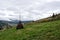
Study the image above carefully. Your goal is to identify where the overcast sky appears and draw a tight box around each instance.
[0,0,60,21]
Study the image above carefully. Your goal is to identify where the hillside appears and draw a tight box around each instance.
[0,20,13,30]
[35,13,60,23]
[0,19,60,40]
[0,13,60,40]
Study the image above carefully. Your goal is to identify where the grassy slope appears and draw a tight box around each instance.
[0,20,60,40]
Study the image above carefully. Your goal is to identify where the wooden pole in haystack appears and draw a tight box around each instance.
[16,21,23,29]
[16,13,24,30]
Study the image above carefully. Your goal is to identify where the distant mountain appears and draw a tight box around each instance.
[0,20,33,30]
[21,20,33,23]
[0,20,33,26]
[10,20,33,24]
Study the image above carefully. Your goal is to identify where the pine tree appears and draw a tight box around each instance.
[52,13,55,17]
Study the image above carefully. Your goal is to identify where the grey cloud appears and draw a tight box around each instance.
[0,13,6,16]
[0,0,60,21]
[38,1,60,11]
[7,7,18,11]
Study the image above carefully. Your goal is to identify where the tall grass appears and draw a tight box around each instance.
[0,20,60,40]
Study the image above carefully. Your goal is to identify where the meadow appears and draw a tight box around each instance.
[0,20,60,40]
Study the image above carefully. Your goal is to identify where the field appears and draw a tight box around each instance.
[0,20,60,40]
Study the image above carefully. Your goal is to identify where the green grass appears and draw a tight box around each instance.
[0,20,60,40]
